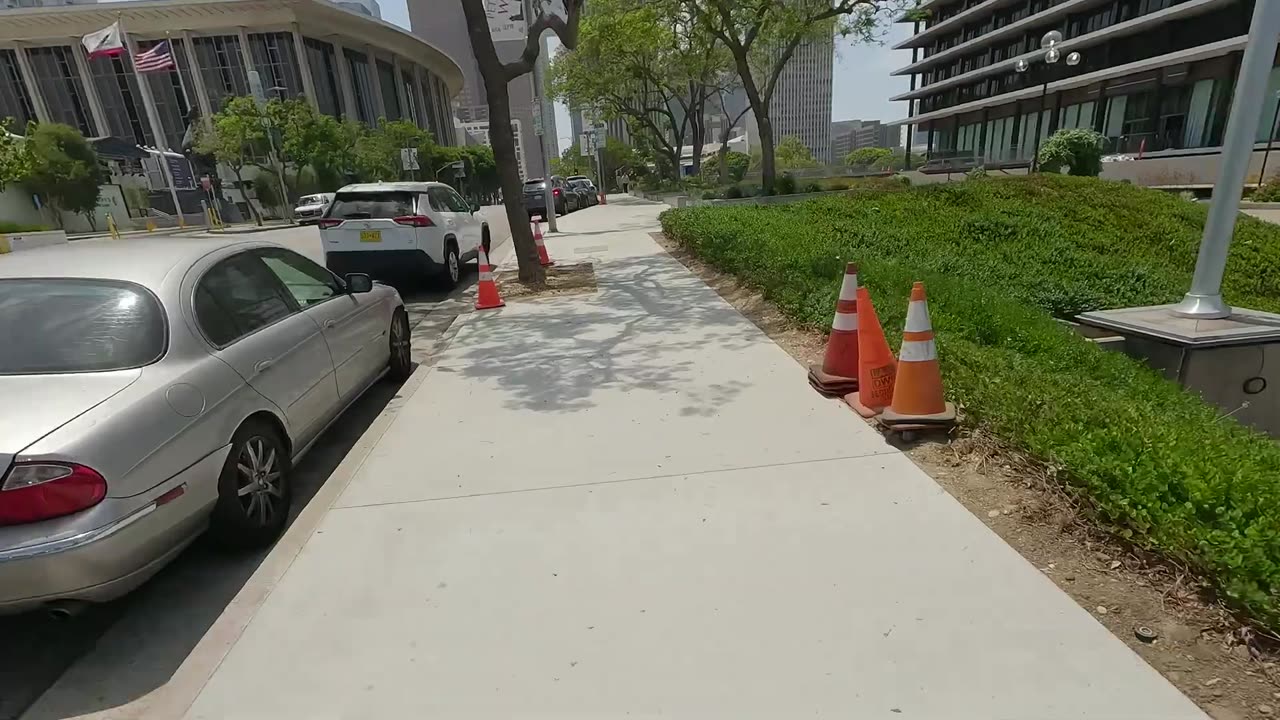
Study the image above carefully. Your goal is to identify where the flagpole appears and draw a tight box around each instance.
[120,18,185,228]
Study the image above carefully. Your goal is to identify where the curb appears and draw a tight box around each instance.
[140,323,470,719]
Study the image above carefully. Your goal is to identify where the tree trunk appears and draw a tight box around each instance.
[757,113,776,194]
[233,165,263,226]
[460,0,543,283]
[727,48,776,194]
[717,115,731,185]
[689,87,705,177]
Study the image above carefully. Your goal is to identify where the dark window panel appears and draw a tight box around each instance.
[0,50,36,130]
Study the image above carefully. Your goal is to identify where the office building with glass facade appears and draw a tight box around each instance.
[892,0,1276,181]
[0,0,461,153]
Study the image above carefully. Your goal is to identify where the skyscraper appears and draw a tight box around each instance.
[749,35,834,164]
[407,0,557,178]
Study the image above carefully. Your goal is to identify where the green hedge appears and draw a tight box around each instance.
[0,221,50,234]
[660,174,1280,628]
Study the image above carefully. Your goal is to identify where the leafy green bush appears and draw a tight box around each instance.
[1038,128,1106,176]
[1254,177,1280,202]
[0,221,49,233]
[661,174,1280,629]
[775,173,797,195]
[701,190,721,200]
[802,182,822,194]
[966,166,988,180]
[724,184,744,199]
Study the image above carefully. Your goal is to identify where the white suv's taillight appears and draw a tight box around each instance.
[0,462,107,526]
[318,218,343,229]
[393,215,434,227]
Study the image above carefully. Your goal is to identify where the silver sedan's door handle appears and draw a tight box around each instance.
[254,359,274,373]
[323,319,337,329]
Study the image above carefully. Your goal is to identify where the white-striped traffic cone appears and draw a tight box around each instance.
[474,245,505,310]
[808,262,860,397]
[880,281,954,427]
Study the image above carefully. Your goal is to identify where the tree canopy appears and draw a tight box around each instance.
[675,0,912,192]
[550,0,726,180]
[845,147,895,168]
[20,121,107,228]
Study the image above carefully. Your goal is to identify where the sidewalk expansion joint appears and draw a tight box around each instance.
[333,449,899,510]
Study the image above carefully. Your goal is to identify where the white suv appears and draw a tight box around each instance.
[319,182,490,288]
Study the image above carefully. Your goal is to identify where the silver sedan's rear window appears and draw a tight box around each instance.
[0,279,166,374]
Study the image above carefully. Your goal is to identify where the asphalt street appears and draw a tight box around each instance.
[0,206,512,720]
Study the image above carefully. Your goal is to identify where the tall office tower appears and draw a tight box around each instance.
[749,35,834,164]
[408,0,557,177]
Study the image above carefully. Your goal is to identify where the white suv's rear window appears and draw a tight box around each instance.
[327,191,415,219]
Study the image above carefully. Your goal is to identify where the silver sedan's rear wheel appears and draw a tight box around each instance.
[211,420,291,549]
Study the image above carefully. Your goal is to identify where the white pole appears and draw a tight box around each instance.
[121,20,185,227]
[1173,0,1280,318]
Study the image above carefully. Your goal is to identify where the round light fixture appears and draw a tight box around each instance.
[1041,30,1063,48]
[1046,47,1062,64]
[1015,58,1030,73]
[1066,51,1082,67]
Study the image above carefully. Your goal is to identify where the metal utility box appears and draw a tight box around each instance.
[1077,305,1280,438]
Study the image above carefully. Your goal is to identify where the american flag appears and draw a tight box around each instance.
[133,41,176,74]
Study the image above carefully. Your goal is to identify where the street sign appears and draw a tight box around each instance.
[400,147,420,171]
[532,109,544,137]
[579,133,589,152]
[247,70,266,107]
[449,160,466,178]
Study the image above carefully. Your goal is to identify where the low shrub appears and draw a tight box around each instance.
[775,173,797,195]
[660,173,1280,629]
[0,221,50,233]
[701,190,721,200]
[724,185,744,199]
[801,182,822,194]
[1254,177,1280,203]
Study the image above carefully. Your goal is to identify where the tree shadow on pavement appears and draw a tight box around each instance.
[448,252,762,416]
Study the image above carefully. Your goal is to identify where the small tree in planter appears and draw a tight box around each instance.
[1037,128,1105,177]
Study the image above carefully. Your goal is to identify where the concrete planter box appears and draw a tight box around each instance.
[0,229,67,254]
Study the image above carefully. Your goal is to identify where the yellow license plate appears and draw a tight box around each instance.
[359,230,381,243]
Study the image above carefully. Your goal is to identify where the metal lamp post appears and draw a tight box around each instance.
[1174,0,1280,319]
[1015,31,1081,172]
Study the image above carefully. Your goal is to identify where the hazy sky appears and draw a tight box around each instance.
[378,0,915,154]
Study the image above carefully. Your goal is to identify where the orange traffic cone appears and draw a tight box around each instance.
[474,245,505,311]
[881,282,955,428]
[599,191,608,205]
[531,217,543,241]
[843,286,897,418]
[535,230,555,267]
[808,263,860,397]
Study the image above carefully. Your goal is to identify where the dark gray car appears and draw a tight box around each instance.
[522,176,570,220]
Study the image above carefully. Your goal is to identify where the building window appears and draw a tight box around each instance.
[249,32,304,102]
[136,39,194,151]
[376,60,400,120]
[88,54,150,145]
[0,50,35,129]
[345,48,375,123]
[304,38,341,118]
[26,46,94,135]
[401,69,418,127]
[191,35,249,112]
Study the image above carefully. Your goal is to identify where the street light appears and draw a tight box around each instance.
[1015,31,1081,172]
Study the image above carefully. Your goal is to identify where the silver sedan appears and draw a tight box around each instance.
[0,236,413,615]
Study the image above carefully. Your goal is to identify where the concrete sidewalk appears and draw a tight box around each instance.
[172,198,1201,718]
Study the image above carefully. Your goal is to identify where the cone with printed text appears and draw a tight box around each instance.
[880,282,955,428]
[843,287,897,418]
[474,245,505,311]
[808,263,860,397]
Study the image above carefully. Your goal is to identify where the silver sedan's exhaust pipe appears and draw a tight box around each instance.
[44,600,89,620]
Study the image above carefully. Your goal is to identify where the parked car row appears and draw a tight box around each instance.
[522,175,601,220]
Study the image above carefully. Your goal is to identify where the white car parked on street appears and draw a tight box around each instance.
[319,182,491,289]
